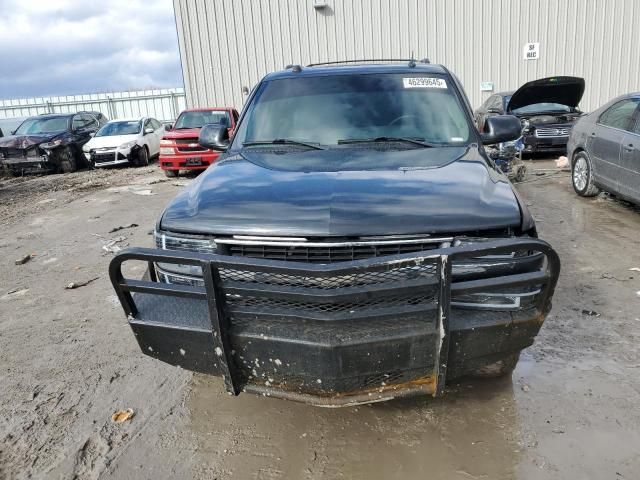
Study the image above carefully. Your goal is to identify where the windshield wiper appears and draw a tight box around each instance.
[338,136,436,148]
[243,139,326,150]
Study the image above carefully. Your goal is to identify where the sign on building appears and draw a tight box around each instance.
[480,82,494,92]
[523,42,540,60]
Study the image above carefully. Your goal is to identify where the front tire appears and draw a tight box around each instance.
[572,151,600,197]
[135,146,149,167]
[57,147,77,174]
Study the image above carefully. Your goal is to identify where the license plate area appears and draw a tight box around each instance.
[185,157,203,166]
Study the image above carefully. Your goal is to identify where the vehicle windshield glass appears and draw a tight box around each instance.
[13,117,69,135]
[95,121,141,137]
[174,111,230,129]
[232,73,471,147]
[510,101,572,114]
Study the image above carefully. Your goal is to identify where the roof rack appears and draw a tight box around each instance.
[306,58,430,67]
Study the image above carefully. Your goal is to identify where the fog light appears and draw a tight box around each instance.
[452,288,540,310]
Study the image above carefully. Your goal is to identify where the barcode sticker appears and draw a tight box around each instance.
[403,77,447,89]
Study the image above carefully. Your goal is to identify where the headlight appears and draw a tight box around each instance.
[40,139,63,149]
[160,147,175,155]
[119,141,137,150]
[154,230,216,277]
[160,139,174,146]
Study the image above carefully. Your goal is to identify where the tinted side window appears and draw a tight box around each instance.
[489,96,502,111]
[72,115,85,130]
[599,99,639,131]
[150,118,161,129]
[84,114,99,129]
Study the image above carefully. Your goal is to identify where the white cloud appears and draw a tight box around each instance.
[0,0,183,99]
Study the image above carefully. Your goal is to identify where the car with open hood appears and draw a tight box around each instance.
[475,76,585,154]
[0,111,107,175]
[109,61,560,406]
[82,117,164,168]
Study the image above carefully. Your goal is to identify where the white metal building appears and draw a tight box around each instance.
[173,0,640,112]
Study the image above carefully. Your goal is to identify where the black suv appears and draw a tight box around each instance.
[0,111,108,175]
[110,61,560,406]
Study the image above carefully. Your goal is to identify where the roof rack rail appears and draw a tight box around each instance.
[306,58,430,67]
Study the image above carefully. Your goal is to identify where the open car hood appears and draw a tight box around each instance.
[507,76,585,111]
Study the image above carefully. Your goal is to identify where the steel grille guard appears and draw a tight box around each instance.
[109,238,560,406]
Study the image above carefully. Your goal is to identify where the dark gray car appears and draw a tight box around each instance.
[567,93,640,204]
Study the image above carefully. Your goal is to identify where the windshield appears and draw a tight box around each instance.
[232,73,471,148]
[174,111,230,129]
[96,121,141,137]
[13,117,69,135]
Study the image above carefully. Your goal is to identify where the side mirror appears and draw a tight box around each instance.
[144,127,154,135]
[481,115,522,145]
[164,123,173,131]
[199,123,229,151]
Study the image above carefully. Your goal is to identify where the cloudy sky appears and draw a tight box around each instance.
[0,0,183,99]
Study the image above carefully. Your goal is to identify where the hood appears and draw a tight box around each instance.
[163,128,202,140]
[507,76,585,111]
[85,134,138,150]
[160,146,522,237]
[0,132,62,150]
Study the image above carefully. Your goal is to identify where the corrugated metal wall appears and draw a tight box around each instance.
[0,88,187,122]
[174,0,640,112]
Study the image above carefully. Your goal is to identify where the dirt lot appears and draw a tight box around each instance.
[1,160,639,480]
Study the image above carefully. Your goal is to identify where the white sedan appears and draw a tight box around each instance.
[82,116,164,167]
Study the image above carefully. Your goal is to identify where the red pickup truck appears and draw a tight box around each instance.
[159,107,239,177]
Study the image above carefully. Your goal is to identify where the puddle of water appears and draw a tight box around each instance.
[188,374,521,479]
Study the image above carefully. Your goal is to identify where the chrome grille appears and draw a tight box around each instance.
[174,138,207,153]
[535,127,570,137]
[2,147,40,159]
[217,236,450,264]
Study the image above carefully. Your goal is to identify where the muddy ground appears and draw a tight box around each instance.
[1,160,639,480]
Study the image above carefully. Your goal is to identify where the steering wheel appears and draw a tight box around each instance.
[388,114,418,127]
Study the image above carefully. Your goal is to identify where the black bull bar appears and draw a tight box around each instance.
[109,238,559,406]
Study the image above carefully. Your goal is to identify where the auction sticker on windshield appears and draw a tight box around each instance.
[403,77,447,89]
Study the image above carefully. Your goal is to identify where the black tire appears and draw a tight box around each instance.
[572,151,600,197]
[514,164,527,182]
[164,169,178,178]
[58,147,77,174]
[135,146,149,167]
[471,352,520,378]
